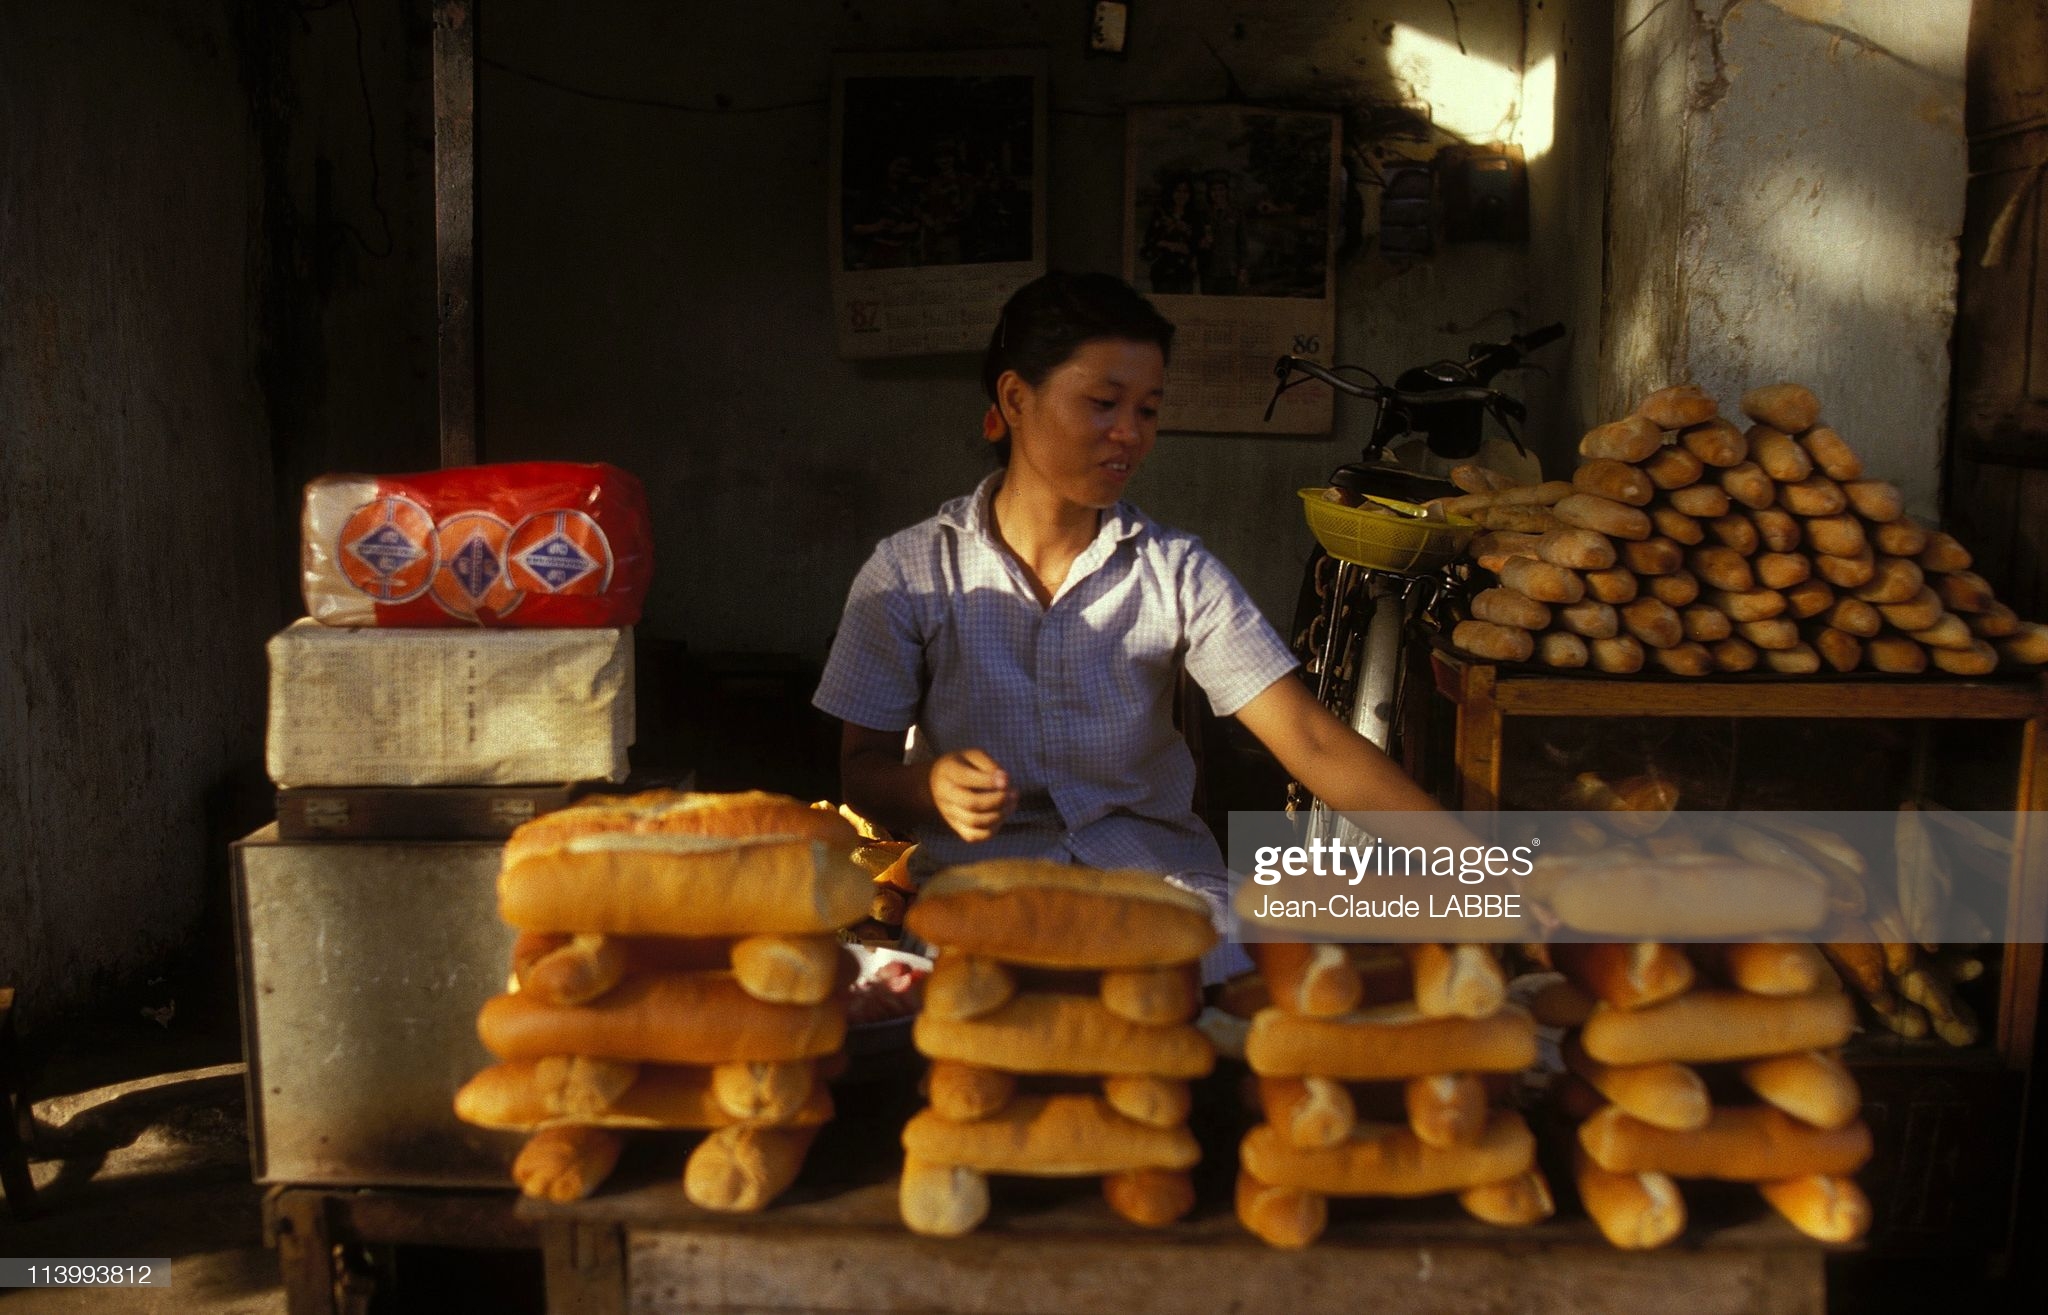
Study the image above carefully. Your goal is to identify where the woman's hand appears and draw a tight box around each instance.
[929,748,1018,842]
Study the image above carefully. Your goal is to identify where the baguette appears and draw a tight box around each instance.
[1970,601,2021,637]
[1441,482,1575,514]
[2000,621,2048,665]
[1822,597,1882,637]
[1589,635,1646,673]
[1668,484,1732,518]
[1242,1112,1535,1196]
[1574,1146,1686,1250]
[915,993,1214,1078]
[1471,587,1551,631]
[1741,383,1822,433]
[730,934,849,1006]
[1758,1175,1872,1244]
[1649,641,1713,675]
[1580,415,1665,462]
[456,1059,833,1131]
[710,1060,815,1123]
[1478,505,1565,535]
[902,1094,1202,1175]
[500,838,871,937]
[1103,1168,1196,1228]
[1648,569,1701,608]
[1933,570,1996,614]
[1103,1074,1193,1129]
[1877,587,1943,631]
[1454,620,1536,662]
[1680,417,1748,468]
[927,1062,1016,1122]
[1867,635,1928,673]
[1406,1072,1489,1148]
[907,861,1216,968]
[1538,631,1591,668]
[1236,1169,1328,1250]
[513,1125,625,1203]
[1813,628,1863,673]
[1782,577,1834,620]
[684,1123,819,1212]
[1693,942,1827,997]
[1763,643,1822,674]
[1451,464,1515,494]
[1755,552,1812,591]
[1584,567,1640,605]
[1910,613,1973,651]
[1682,605,1734,642]
[1705,513,1759,555]
[899,1156,990,1237]
[1931,639,1999,675]
[1621,597,1683,648]
[1872,518,1930,557]
[1556,494,1653,542]
[1814,548,1876,589]
[1563,1037,1710,1132]
[1779,476,1847,517]
[1637,385,1719,429]
[1719,462,1777,511]
[1798,426,1863,481]
[1404,942,1508,1019]
[503,789,856,866]
[1578,1104,1871,1180]
[1560,599,1621,639]
[478,973,846,1065]
[1260,1075,1357,1149]
[1748,426,1813,482]
[1736,618,1799,650]
[454,1055,639,1127]
[517,933,629,1006]
[1249,942,1362,1018]
[1844,480,1904,523]
[1651,506,1705,545]
[1246,1005,1536,1080]
[1100,963,1202,1026]
[1574,459,1654,506]
[925,953,1017,1021]
[1711,637,1759,672]
[1622,537,1684,577]
[1752,508,1804,553]
[1538,528,1620,571]
[1551,942,1694,1009]
[1740,1051,1860,1131]
[1531,852,1827,937]
[1919,531,1973,573]
[1459,1170,1556,1227]
[1642,444,1706,490]
[1689,547,1755,593]
[1579,989,1854,1066]
[1500,556,1588,604]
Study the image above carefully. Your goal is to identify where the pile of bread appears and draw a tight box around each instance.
[1534,920,1874,1246]
[1446,382,2048,676]
[453,791,872,1208]
[1236,942,1549,1247]
[895,861,1218,1236]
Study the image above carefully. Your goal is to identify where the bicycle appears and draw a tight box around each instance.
[1264,325,1563,837]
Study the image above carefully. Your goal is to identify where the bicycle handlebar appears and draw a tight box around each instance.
[1265,356,1502,416]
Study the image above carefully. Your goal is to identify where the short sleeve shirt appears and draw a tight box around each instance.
[813,471,1299,878]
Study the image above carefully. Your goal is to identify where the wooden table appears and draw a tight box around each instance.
[519,1073,1829,1315]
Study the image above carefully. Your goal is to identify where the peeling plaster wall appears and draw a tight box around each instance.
[1603,0,1969,517]
[479,0,1562,652]
[0,2,281,1035]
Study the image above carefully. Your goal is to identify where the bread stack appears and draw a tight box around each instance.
[1531,849,1874,1247]
[1446,382,2048,676]
[452,790,872,1208]
[1236,942,1550,1248]
[895,861,1218,1236]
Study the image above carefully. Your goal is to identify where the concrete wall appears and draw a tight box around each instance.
[479,0,1578,652]
[1602,0,1969,518]
[0,1,281,1035]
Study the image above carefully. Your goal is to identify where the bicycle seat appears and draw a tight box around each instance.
[1328,462,1459,506]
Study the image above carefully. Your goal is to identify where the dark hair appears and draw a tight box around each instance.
[981,271,1175,463]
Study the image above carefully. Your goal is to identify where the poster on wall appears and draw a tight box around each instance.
[829,51,1047,359]
[1123,106,1341,433]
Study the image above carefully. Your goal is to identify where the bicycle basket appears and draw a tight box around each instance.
[1298,489,1477,573]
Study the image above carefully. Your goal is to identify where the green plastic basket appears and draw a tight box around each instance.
[1299,488,1478,573]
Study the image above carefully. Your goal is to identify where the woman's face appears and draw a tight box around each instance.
[999,338,1166,510]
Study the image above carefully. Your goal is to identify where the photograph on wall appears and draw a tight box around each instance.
[829,50,1047,359]
[1123,106,1341,433]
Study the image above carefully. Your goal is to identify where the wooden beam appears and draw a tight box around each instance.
[433,0,477,467]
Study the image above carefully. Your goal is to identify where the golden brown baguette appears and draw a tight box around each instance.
[1573,1146,1686,1249]
[1680,417,1748,467]
[1248,942,1363,1017]
[1578,1104,1871,1180]
[515,933,631,1006]
[899,1156,990,1237]
[1236,1168,1328,1249]
[1459,1169,1556,1227]
[730,935,851,1006]
[1103,1168,1196,1228]
[1740,1051,1860,1131]
[1637,385,1718,429]
[1758,1175,1872,1243]
[1404,943,1507,1019]
[1643,444,1706,490]
[1574,459,1654,506]
[926,1061,1016,1122]
[906,861,1216,968]
[1405,1073,1488,1148]
[1471,587,1551,631]
[478,972,846,1064]
[902,1094,1201,1175]
[1798,426,1863,480]
[1242,1112,1536,1196]
[1538,528,1620,570]
[457,1059,833,1131]
[1453,619,1535,662]
[1260,1076,1356,1149]
[914,993,1214,1078]
[1741,383,1822,432]
[924,953,1017,1021]
[1100,963,1202,1026]
[500,838,871,937]
[1246,1005,1536,1080]
[710,1060,815,1123]
[513,1125,625,1203]
[683,1123,819,1212]
[1580,415,1665,462]
[1550,942,1694,1010]
[1103,1074,1193,1129]
[1693,942,1827,997]
[503,789,856,866]
[1579,989,1855,1066]
[1563,1036,1709,1133]
[1501,556,1587,604]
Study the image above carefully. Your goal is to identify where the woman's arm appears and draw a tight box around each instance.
[841,723,1018,843]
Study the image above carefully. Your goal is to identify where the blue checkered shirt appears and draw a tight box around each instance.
[814,471,1300,885]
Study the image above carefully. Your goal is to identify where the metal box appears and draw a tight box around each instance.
[233,824,522,1186]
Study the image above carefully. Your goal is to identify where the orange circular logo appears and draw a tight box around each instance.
[337,496,438,602]
[431,511,521,621]
[506,510,613,596]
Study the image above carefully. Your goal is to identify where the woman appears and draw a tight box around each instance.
[1140,178,1199,295]
[813,272,1448,979]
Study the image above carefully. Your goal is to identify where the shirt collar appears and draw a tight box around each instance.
[938,469,1147,546]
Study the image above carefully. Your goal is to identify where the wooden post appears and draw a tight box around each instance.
[1454,661,1501,812]
[433,0,478,467]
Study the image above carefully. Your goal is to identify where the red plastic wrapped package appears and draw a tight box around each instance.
[301,462,653,627]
